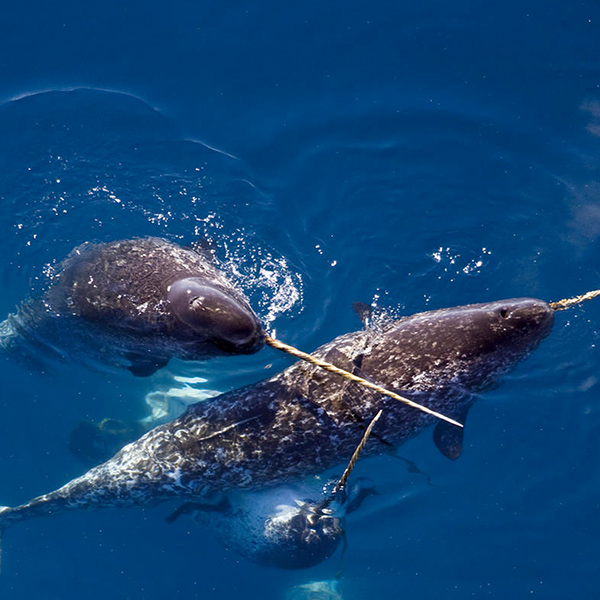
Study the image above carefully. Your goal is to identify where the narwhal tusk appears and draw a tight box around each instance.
[550,289,600,311]
[334,409,383,494]
[265,335,463,428]
[317,409,383,513]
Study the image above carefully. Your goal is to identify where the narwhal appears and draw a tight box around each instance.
[0,297,555,568]
[0,237,264,376]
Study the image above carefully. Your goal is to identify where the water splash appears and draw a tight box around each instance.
[430,246,492,279]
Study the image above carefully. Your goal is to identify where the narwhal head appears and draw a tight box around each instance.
[167,277,264,354]
[256,498,345,570]
[375,297,555,393]
[247,475,378,570]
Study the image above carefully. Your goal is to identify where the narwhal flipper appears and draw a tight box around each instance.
[125,352,169,377]
[166,498,230,524]
[433,401,471,460]
[344,479,379,514]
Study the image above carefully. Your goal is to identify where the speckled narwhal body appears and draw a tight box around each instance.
[0,297,553,540]
[0,237,264,375]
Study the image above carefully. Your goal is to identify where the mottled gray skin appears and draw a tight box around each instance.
[0,237,264,375]
[0,298,553,535]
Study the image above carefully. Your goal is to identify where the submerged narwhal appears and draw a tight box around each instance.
[0,297,554,568]
[168,476,377,569]
[0,237,264,376]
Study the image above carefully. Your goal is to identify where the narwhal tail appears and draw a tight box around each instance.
[0,506,12,574]
[0,505,26,574]
[0,505,23,530]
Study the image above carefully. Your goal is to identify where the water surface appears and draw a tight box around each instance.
[1,2,600,598]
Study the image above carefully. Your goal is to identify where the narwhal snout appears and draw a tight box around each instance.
[168,277,264,354]
[496,298,555,340]
[211,307,265,354]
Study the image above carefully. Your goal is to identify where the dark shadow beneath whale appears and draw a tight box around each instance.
[0,297,554,568]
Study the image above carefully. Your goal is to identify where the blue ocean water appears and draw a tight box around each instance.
[1,1,600,598]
